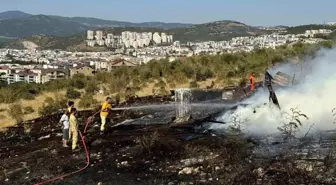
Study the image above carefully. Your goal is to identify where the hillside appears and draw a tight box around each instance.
[0,11,192,38]
[286,24,336,34]
[5,34,109,51]
[0,10,31,20]
[170,20,266,42]
[0,14,89,37]
[5,27,166,50]
[51,16,193,29]
[4,20,267,50]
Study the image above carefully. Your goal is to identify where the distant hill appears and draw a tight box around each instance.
[0,14,89,37]
[0,10,32,20]
[0,11,269,49]
[51,16,193,29]
[0,10,193,38]
[286,24,336,34]
[5,20,268,50]
[170,20,266,42]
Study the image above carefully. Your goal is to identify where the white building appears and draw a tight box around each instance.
[97,40,105,46]
[168,35,173,43]
[161,33,167,43]
[7,70,41,84]
[95,30,103,40]
[153,32,161,44]
[87,30,94,40]
[87,40,96,47]
[173,41,180,47]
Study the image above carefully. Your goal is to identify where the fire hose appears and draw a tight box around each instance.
[34,110,101,185]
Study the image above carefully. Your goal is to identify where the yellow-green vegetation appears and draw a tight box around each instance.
[0,41,333,128]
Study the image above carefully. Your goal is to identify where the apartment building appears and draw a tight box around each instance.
[0,66,9,80]
[86,30,173,49]
[41,69,68,83]
[95,58,137,71]
[5,68,69,84]
[7,69,41,84]
[95,31,103,40]
[70,65,95,77]
[87,30,94,40]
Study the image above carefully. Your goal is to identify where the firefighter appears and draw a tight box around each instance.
[69,108,79,151]
[67,101,75,113]
[100,97,113,134]
[249,72,256,92]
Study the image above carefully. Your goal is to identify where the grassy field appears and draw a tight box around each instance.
[0,79,222,130]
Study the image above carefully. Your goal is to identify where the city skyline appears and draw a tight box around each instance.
[0,0,335,26]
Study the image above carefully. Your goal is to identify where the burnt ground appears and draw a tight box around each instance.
[1,96,336,185]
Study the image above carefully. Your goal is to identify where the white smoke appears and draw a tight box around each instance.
[212,48,336,137]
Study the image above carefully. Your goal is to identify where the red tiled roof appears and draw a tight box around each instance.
[0,66,9,70]
[111,59,137,66]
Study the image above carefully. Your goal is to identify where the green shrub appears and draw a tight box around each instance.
[38,96,67,116]
[42,79,69,92]
[23,106,34,114]
[115,93,121,105]
[71,74,87,89]
[0,42,327,104]
[78,93,98,108]
[125,87,137,100]
[66,87,81,99]
[8,103,24,124]
[85,80,98,93]
[189,81,198,88]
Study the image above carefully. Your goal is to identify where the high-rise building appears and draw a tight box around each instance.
[161,33,167,43]
[95,30,103,40]
[87,30,94,40]
[153,32,161,44]
[168,35,173,43]
[107,34,114,39]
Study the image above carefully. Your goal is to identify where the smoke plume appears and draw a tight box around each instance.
[213,48,336,137]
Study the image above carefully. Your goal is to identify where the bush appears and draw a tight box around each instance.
[115,93,121,105]
[41,79,69,92]
[78,93,98,108]
[85,80,98,93]
[66,87,81,99]
[71,74,87,89]
[23,106,34,114]
[38,96,67,116]
[189,81,198,88]
[8,103,24,124]
[125,87,137,100]
[0,82,39,103]
[0,42,327,104]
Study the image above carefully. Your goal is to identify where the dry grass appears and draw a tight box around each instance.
[0,77,249,130]
[0,90,108,129]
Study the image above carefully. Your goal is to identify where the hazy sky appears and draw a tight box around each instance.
[0,0,335,26]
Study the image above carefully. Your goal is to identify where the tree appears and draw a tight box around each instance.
[85,80,98,93]
[66,87,81,99]
[38,96,67,116]
[78,93,98,108]
[8,104,24,124]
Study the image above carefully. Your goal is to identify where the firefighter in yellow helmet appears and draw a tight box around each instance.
[100,97,113,134]
[69,107,79,151]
